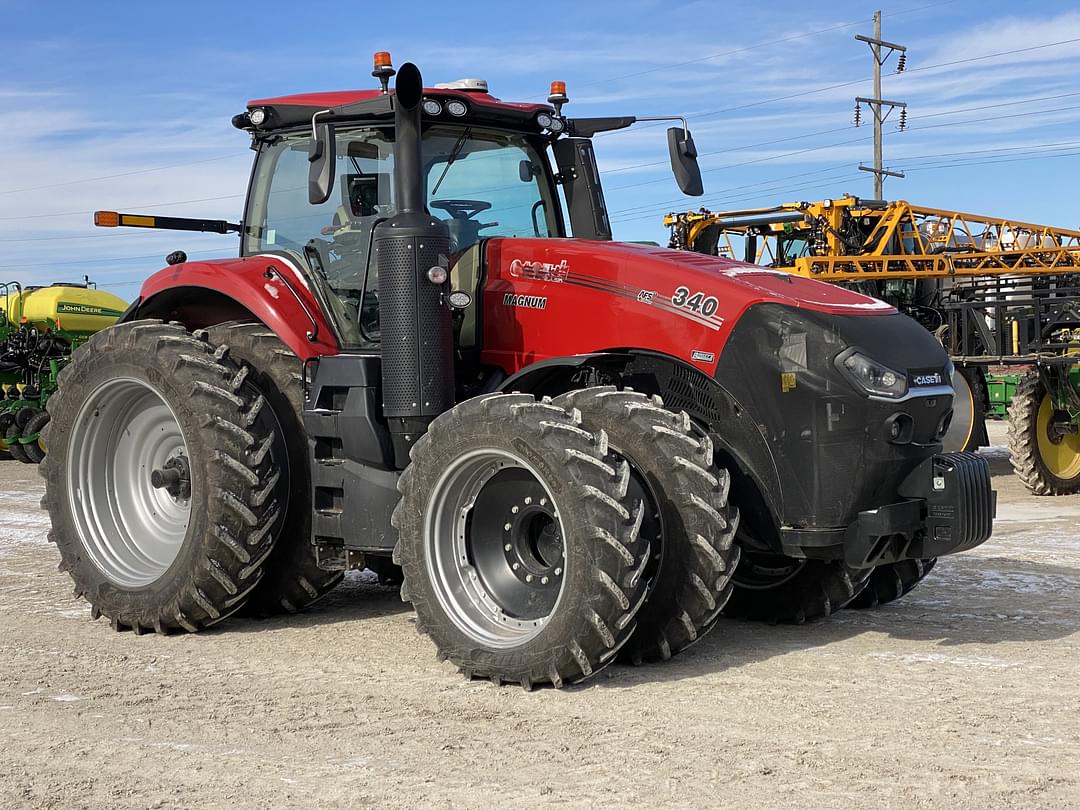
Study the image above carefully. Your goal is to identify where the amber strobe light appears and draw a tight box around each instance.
[94,211,119,227]
[373,51,396,93]
[548,81,568,115]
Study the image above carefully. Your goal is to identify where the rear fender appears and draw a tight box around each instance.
[125,255,339,360]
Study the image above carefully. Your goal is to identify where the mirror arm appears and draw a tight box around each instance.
[310,108,334,140]
[635,114,690,140]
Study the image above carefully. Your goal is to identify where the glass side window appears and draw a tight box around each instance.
[244,125,558,347]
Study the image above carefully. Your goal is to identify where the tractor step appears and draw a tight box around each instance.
[304,354,402,556]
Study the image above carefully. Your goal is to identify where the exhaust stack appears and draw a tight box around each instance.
[374,63,455,466]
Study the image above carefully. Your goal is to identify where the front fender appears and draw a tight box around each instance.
[497,349,785,550]
[132,254,339,360]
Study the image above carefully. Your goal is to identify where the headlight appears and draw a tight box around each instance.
[836,349,908,399]
[536,112,553,129]
[446,100,468,117]
[422,99,443,116]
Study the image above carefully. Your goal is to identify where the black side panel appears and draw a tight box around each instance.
[304,354,400,554]
[553,138,612,241]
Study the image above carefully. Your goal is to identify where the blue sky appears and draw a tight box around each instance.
[3,0,1080,299]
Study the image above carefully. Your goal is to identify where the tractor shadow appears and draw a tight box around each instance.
[218,570,412,635]
[214,555,1080,689]
[595,554,1080,689]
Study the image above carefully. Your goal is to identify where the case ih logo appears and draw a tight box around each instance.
[508,258,569,282]
[912,372,944,386]
[503,293,548,310]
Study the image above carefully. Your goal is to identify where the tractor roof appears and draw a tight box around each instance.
[241,87,555,134]
[248,87,550,116]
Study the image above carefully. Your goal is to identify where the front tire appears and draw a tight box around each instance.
[393,393,650,688]
[42,321,285,633]
[552,387,740,664]
[724,554,872,623]
[848,558,937,609]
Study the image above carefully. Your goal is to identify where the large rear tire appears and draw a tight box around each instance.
[1008,369,1080,495]
[42,321,285,633]
[724,554,872,624]
[847,558,937,609]
[205,323,343,614]
[393,393,650,688]
[552,387,740,664]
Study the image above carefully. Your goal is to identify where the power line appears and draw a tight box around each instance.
[599,35,1080,139]
[0,248,221,270]
[0,192,243,222]
[611,138,1080,221]
[0,153,244,196]
[604,90,1080,179]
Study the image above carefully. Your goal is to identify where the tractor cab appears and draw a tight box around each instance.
[241,117,563,346]
[231,52,702,349]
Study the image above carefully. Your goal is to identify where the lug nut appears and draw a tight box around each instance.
[504,543,512,551]
[541,576,549,585]
[511,505,519,514]
[524,497,532,505]
[525,574,534,583]
[540,498,547,506]
[504,522,512,531]
[554,567,562,576]
[512,563,520,571]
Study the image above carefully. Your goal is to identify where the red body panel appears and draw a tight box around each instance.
[480,239,893,376]
[138,255,339,360]
[139,239,891,373]
[247,88,550,116]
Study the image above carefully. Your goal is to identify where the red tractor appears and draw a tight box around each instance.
[43,56,994,688]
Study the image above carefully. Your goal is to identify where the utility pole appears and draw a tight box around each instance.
[854,11,908,198]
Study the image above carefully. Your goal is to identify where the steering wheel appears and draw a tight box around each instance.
[431,199,492,220]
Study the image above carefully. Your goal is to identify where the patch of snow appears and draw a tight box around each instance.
[867,651,1032,669]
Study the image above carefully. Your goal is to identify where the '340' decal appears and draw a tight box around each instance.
[672,286,720,318]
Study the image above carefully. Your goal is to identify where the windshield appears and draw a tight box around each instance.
[243,125,559,347]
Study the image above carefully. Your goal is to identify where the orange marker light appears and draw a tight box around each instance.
[373,51,392,68]
[94,211,119,227]
[549,81,567,97]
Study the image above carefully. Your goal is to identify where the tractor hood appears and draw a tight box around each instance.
[486,237,894,320]
[606,241,894,315]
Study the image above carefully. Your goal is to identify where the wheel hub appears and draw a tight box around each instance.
[468,469,564,621]
[151,454,191,500]
[425,450,568,648]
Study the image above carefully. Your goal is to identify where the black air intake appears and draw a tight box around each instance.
[374,63,454,466]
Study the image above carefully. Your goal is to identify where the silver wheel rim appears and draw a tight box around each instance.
[425,448,567,649]
[942,367,975,452]
[67,378,192,587]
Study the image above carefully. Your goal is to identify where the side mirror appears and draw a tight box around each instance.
[667,126,703,197]
[308,120,336,205]
[519,159,537,182]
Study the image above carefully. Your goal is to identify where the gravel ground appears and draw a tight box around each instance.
[1,421,1078,809]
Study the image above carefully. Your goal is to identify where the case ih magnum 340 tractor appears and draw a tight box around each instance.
[43,56,994,688]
